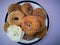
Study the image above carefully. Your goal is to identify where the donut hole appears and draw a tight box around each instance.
[27,8,31,11]
[27,23,31,27]
[27,23,32,30]
[14,32,19,37]
[13,8,16,11]
[14,17,19,20]
[38,13,41,16]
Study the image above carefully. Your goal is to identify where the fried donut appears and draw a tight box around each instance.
[23,34,35,40]
[35,16,45,31]
[21,3,33,16]
[33,8,46,20]
[7,10,24,25]
[21,16,40,35]
[4,22,10,32]
[8,4,21,14]
[35,26,47,38]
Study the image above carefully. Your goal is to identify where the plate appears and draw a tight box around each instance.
[5,1,49,45]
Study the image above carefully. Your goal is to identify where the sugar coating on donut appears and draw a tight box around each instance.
[7,25,25,42]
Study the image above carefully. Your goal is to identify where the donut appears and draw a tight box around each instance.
[21,3,33,16]
[4,22,10,32]
[35,26,47,38]
[8,4,21,14]
[7,25,25,42]
[35,16,45,31]
[23,34,35,40]
[33,8,46,20]
[7,10,24,25]
[21,16,40,35]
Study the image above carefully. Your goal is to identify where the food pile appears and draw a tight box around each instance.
[4,3,47,42]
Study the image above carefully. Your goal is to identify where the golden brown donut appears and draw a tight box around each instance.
[23,34,35,40]
[21,16,40,35]
[7,10,24,25]
[21,3,33,16]
[35,16,45,31]
[35,26,47,38]
[8,4,21,14]
[33,8,46,20]
[4,22,10,32]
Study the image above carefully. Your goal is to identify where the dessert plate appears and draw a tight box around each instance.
[5,1,49,45]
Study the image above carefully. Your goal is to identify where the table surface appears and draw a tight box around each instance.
[0,0,60,45]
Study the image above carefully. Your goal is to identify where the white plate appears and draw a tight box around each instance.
[5,1,49,44]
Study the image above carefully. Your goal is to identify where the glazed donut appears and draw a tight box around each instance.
[4,22,10,32]
[7,10,24,25]
[33,8,46,20]
[21,3,33,16]
[35,26,47,38]
[8,4,21,14]
[21,16,40,35]
[23,34,35,40]
[35,16,45,31]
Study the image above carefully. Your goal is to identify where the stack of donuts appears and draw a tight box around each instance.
[4,3,47,42]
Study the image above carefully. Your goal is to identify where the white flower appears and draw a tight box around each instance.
[7,25,25,42]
